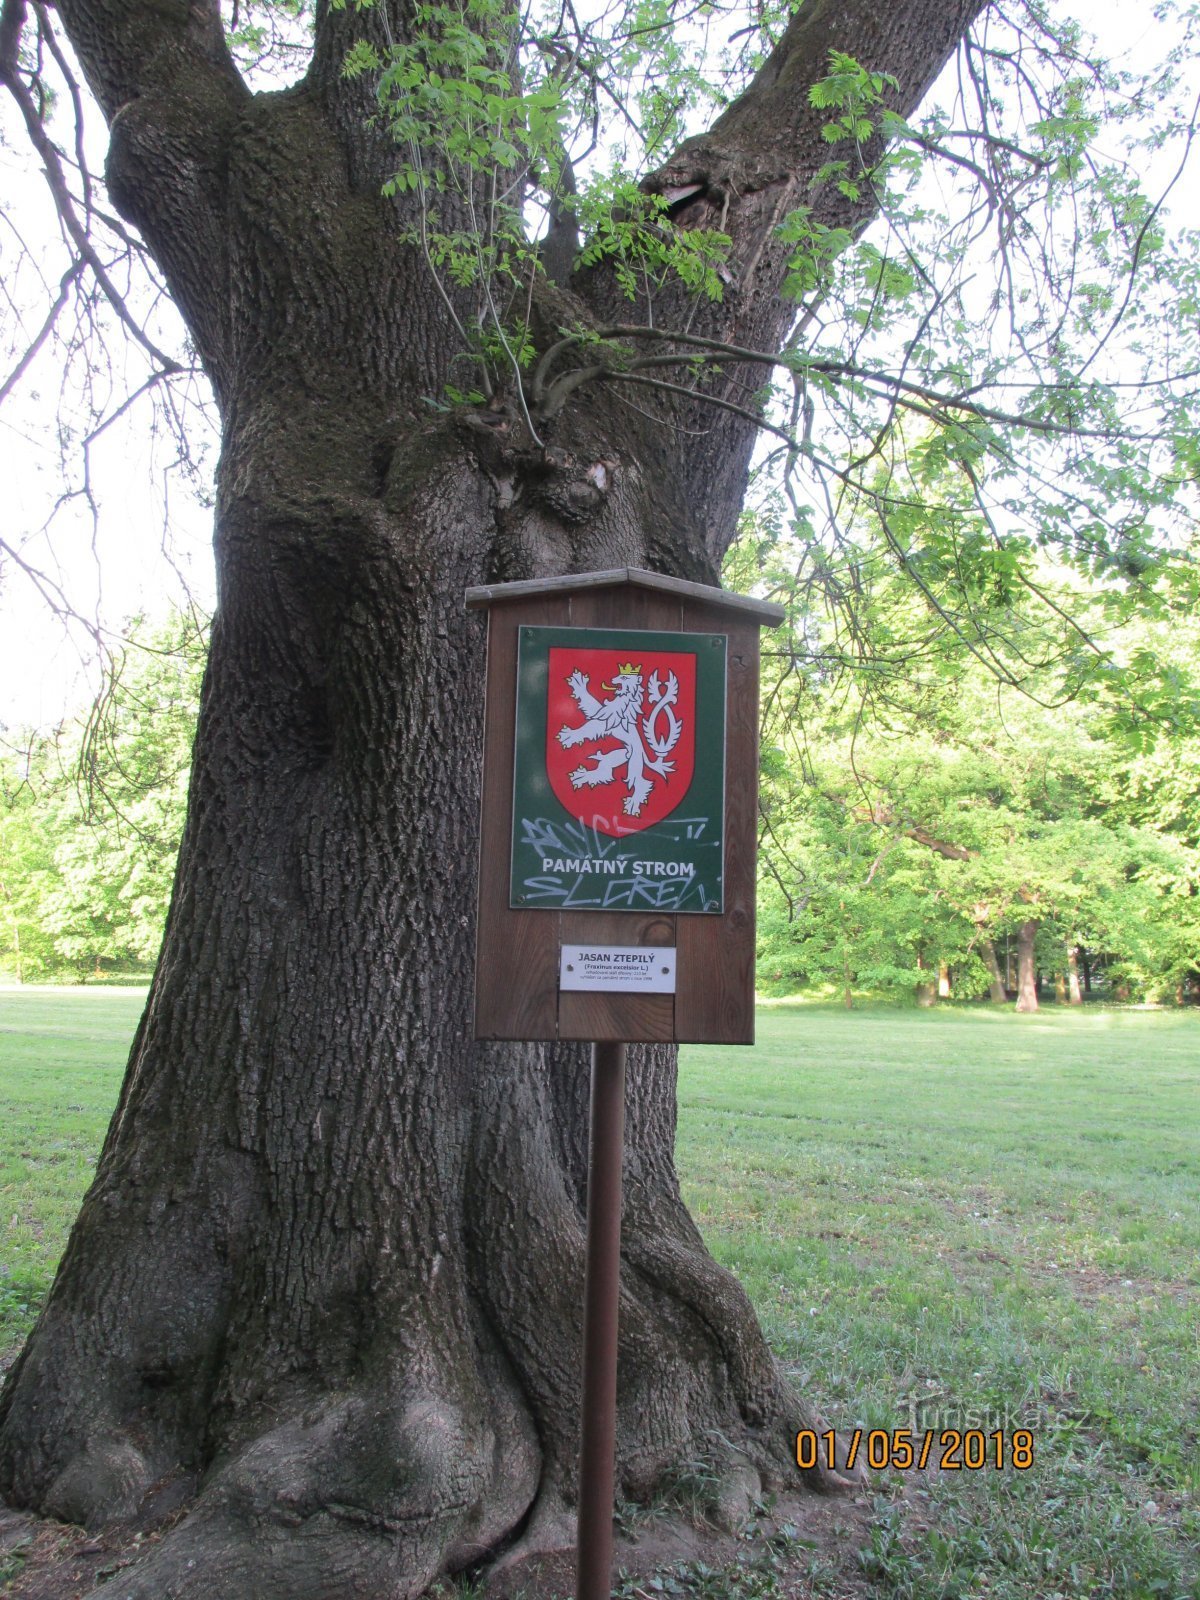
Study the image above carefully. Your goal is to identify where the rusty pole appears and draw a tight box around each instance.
[575,1039,627,1600]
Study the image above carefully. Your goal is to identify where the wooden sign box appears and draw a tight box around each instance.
[467,569,783,1045]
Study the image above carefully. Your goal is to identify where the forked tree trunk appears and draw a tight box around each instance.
[980,938,1008,1004]
[0,127,822,1600]
[1014,920,1040,1013]
[0,0,986,1593]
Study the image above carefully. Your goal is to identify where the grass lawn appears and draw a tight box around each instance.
[0,988,143,1357]
[1,988,1197,1599]
[681,1001,1200,1600]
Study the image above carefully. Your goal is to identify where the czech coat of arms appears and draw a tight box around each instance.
[544,647,696,835]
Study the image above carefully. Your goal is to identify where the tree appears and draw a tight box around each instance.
[1,0,1197,1594]
[0,762,58,982]
[750,532,1200,1009]
[0,612,203,979]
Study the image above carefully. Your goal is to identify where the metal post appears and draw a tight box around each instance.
[576,1039,627,1600]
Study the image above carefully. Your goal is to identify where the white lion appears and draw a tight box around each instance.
[556,662,682,816]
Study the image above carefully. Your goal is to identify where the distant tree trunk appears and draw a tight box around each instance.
[4,906,23,985]
[1067,945,1083,1005]
[842,948,854,1009]
[980,938,1007,1004]
[1015,920,1039,1013]
[938,962,952,999]
[916,950,936,1006]
[1054,970,1067,1003]
[1080,948,1092,994]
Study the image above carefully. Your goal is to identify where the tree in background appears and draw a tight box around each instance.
[1,0,1198,1591]
[751,537,1200,1007]
[0,613,204,980]
[0,772,57,984]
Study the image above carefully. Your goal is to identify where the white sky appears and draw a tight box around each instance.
[0,0,1195,732]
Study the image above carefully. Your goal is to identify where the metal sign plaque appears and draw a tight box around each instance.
[510,626,727,913]
[559,945,677,993]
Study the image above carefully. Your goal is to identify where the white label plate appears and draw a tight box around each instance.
[559,945,676,993]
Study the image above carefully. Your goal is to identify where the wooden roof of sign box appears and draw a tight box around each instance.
[465,567,786,626]
[468,568,784,1045]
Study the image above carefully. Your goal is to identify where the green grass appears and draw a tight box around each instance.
[1,990,1198,1598]
[0,987,141,1353]
[679,1002,1200,1600]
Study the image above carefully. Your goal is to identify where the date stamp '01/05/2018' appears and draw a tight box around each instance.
[796,1427,1035,1474]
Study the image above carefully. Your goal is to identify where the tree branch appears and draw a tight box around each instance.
[580,0,988,339]
[599,371,796,449]
[0,49,184,375]
[53,0,245,128]
[0,261,82,405]
[47,0,249,387]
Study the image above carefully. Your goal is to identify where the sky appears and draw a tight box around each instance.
[0,0,1195,733]
[0,57,216,732]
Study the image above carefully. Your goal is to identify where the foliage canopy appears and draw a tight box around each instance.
[2,0,1199,716]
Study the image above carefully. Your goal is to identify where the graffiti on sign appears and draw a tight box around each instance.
[511,627,726,913]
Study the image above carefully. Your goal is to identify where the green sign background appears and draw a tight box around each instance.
[510,626,726,913]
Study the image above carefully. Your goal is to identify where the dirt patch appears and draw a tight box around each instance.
[454,1491,875,1600]
[0,1508,169,1599]
[1,1492,877,1600]
[1039,1264,1194,1305]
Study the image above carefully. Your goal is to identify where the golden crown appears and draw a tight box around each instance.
[615,661,641,675]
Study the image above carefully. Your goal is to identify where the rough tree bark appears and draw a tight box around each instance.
[1015,919,1040,1013]
[0,0,986,1593]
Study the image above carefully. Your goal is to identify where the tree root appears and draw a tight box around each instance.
[484,1488,576,1582]
[55,1379,540,1600]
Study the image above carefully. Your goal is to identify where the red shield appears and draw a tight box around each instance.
[545,646,696,836]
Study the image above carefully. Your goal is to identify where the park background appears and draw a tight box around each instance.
[2,567,1198,1596]
[2,555,1198,1010]
[2,0,1200,1593]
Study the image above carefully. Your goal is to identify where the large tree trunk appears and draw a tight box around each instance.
[0,0,986,1592]
[1014,920,1039,1013]
[1,392,817,1596]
